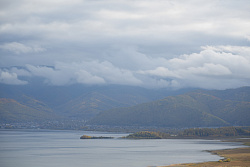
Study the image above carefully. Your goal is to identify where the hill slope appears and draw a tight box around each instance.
[1,82,249,127]
[89,87,250,127]
[0,84,189,122]
[0,98,57,123]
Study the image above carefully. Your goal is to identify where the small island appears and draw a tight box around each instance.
[80,135,114,139]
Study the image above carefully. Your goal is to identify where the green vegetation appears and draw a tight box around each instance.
[89,87,250,128]
[0,98,57,123]
[223,158,231,162]
[1,85,250,129]
[123,127,250,139]
[0,84,173,122]
[80,135,113,139]
[124,131,170,139]
[179,127,250,137]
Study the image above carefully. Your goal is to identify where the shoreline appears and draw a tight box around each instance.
[160,138,250,167]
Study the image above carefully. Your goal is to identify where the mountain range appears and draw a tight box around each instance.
[0,83,249,128]
[89,87,250,128]
[0,83,189,123]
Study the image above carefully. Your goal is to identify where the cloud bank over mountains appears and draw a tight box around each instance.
[0,0,250,89]
[1,45,250,89]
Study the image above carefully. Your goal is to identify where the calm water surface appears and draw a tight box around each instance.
[0,129,245,167]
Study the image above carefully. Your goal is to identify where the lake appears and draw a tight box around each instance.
[0,129,245,167]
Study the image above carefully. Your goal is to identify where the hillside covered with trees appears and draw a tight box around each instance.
[0,84,187,123]
[89,87,250,128]
[180,126,250,137]
[0,98,57,123]
[123,127,250,139]
[1,84,249,129]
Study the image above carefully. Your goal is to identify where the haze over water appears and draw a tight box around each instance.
[0,129,245,167]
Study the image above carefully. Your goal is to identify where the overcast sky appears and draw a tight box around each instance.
[0,0,250,89]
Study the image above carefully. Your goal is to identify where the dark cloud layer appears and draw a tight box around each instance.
[0,0,250,89]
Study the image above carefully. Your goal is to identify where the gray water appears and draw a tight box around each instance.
[0,129,245,167]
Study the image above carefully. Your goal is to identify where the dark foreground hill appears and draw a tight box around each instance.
[89,87,250,128]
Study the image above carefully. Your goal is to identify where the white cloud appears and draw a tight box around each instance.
[25,64,75,86]
[1,45,250,90]
[187,63,231,76]
[84,61,142,85]
[0,42,45,54]
[76,70,105,85]
[140,67,181,79]
[24,60,142,86]
[9,67,32,77]
[0,70,27,85]
[140,45,250,89]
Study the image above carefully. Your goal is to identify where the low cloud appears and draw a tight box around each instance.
[140,45,250,89]
[24,61,141,86]
[0,70,27,85]
[1,45,249,90]
[76,70,105,85]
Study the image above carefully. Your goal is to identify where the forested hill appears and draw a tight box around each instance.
[89,87,250,128]
[0,84,190,122]
[1,83,249,127]
[123,127,250,139]
[0,98,57,123]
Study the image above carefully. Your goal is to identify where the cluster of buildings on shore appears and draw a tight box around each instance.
[0,120,87,130]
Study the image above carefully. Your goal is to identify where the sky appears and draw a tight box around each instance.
[0,0,250,89]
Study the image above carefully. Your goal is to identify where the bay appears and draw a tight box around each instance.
[0,129,245,167]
